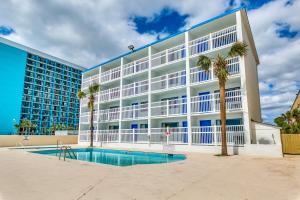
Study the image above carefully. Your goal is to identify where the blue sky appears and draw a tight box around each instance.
[0,0,299,123]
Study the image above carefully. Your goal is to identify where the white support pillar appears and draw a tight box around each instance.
[148,47,152,142]
[78,73,84,144]
[236,11,251,144]
[118,58,124,143]
[185,31,193,145]
[96,67,102,145]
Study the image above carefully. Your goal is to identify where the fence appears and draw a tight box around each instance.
[281,134,300,154]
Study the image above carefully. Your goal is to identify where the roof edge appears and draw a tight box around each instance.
[0,36,85,71]
[83,6,246,73]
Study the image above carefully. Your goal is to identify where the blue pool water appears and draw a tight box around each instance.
[31,148,186,166]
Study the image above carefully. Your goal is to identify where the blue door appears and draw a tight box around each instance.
[182,95,187,114]
[199,120,212,143]
[199,92,211,112]
[216,118,242,125]
[182,121,188,143]
[131,123,138,142]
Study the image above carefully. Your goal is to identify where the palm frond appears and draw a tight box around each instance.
[197,55,211,71]
[228,42,248,58]
[77,91,86,99]
[88,84,100,95]
[213,54,228,82]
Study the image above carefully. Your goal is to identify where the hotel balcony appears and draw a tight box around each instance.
[189,25,237,57]
[151,70,186,92]
[80,125,244,146]
[99,107,120,122]
[191,89,242,114]
[81,74,99,90]
[151,43,185,68]
[99,87,120,102]
[122,80,149,98]
[190,57,240,85]
[191,125,244,145]
[80,111,98,124]
[151,98,187,118]
[121,104,148,120]
[100,66,121,84]
[123,56,149,77]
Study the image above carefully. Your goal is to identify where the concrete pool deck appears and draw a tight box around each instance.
[0,147,300,200]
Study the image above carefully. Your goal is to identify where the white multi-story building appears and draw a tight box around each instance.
[78,8,282,156]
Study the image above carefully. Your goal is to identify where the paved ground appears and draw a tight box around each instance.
[0,147,300,200]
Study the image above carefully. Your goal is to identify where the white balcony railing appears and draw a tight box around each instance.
[79,125,244,146]
[192,125,244,145]
[191,89,242,114]
[189,25,237,56]
[99,87,120,102]
[150,127,188,144]
[151,70,186,92]
[82,74,99,90]
[123,57,149,77]
[80,94,99,107]
[120,129,148,143]
[80,111,98,124]
[190,57,240,84]
[151,98,187,117]
[122,104,148,120]
[99,107,120,122]
[151,43,186,68]
[122,80,149,97]
[100,66,121,83]
[98,130,119,143]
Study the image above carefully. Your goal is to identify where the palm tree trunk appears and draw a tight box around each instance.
[219,80,228,156]
[90,104,94,147]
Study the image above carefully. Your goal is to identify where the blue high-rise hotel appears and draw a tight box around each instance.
[0,37,84,134]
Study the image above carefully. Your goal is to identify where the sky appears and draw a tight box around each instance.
[0,0,299,123]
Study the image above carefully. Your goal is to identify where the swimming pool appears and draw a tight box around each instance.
[31,148,186,166]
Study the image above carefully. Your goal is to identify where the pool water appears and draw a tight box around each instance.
[31,148,186,166]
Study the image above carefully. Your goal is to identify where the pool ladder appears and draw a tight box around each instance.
[58,146,76,161]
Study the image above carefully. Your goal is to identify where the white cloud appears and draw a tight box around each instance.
[0,0,299,122]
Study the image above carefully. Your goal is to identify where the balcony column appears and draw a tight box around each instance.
[95,68,101,145]
[209,33,213,51]
[185,31,193,146]
[147,46,152,144]
[236,11,251,144]
[78,73,84,144]
[118,58,124,143]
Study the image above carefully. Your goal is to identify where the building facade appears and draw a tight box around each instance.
[0,37,84,134]
[78,8,282,155]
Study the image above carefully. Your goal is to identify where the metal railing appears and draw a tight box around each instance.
[80,112,98,124]
[151,98,187,117]
[123,57,149,77]
[191,89,242,113]
[122,80,149,97]
[120,129,148,143]
[190,57,240,84]
[192,125,244,145]
[99,107,120,122]
[189,25,237,56]
[100,66,121,83]
[79,125,244,146]
[151,70,186,92]
[151,43,186,68]
[122,104,148,120]
[99,87,120,102]
[81,74,99,90]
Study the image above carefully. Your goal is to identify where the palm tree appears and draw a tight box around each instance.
[197,42,248,156]
[77,83,100,147]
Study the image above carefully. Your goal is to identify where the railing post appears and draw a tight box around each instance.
[166,49,168,63]
[166,100,169,116]
[213,125,217,146]
[209,33,213,50]
[212,93,215,113]
[132,129,135,144]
